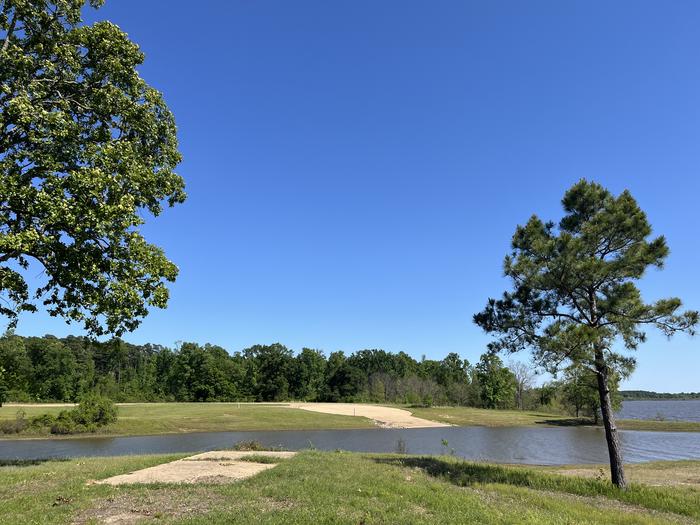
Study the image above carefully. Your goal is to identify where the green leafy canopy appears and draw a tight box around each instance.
[474,179,698,376]
[1,1,185,335]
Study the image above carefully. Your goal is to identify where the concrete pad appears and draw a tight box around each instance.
[93,451,296,485]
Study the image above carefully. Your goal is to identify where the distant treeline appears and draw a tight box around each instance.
[0,334,616,419]
[620,391,700,400]
[0,334,538,409]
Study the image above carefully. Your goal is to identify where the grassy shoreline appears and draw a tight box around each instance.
[405,405,700,433]
[1,402,698,440]
[1,451,698,524]
[0,403,377,439]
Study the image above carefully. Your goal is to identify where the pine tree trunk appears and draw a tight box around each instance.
[594,350,627,489]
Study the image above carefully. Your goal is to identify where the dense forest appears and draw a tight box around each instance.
[0,334,611,417]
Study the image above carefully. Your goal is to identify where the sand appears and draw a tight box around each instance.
[286,402,450,429]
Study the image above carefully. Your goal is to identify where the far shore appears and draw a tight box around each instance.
[2,402,699,440]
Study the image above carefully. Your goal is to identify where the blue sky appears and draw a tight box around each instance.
[16,1,700,391]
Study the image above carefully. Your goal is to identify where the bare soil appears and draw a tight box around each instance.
[286,402,450,428]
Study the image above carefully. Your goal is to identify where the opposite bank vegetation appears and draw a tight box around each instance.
[1,334,618,421]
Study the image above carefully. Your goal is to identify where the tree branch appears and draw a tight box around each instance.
[1,13,16,53]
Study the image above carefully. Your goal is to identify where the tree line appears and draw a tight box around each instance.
[0,333,611,419]
[619,391,700,400]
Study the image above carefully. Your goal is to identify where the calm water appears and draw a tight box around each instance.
[1,426,699,465]
[617,399,700,422]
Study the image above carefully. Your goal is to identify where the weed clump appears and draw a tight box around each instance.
[232,440,267,451]
[232,440,286,452]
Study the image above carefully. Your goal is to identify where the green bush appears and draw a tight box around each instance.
[71,394,118,426]
[50,411,76,435]
[1,396,117,435]
[0,410,27,434]
[29,413,56,429]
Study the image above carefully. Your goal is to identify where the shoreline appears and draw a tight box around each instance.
[2,402,699,441]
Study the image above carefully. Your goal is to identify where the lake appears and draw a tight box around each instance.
[1,426,699,465]
[617,399,700,422]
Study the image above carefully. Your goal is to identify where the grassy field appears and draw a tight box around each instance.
[1,402,698,439]
[1,452,698,524]
[615,419,700,432]
[0,403,376,438]
[404,405,700,432]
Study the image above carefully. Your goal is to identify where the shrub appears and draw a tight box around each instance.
[71,395,118,427]
[29,413,56,429]
[2,397,119,435]
[0,410,28,434]
[50,411,77,435]
[233,440,267,451]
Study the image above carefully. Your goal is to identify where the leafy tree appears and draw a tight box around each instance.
[474,180,698,488]
[321,351,346,401]
[438,353,471,386]
[170,343,234,401]
[0,0,185,336]
[25,336,78,400]
[323,351,365,401]
[535,382,557,407]
[559,364,600,420]
[205,344,243,400]
[153,346,177,399]
[348,349,414,379]
[559,363,626,423]
[475,353,516,409]
[292,348,326,401]
[0,332,31,395]
[244,344,293,401]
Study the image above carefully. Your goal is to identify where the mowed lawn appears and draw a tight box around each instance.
[1,452,698,524]
[2,403,699,438]
[0,403,376,437]
[405,406,572,427]
[404,405,700,432]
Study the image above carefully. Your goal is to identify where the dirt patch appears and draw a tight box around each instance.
[92,451,296,486]
[286,403,450,429]
[73,488,231,524]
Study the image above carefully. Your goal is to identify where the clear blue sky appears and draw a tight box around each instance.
[16,1,700,391]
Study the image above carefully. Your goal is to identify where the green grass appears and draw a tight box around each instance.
[236,454,286,464]
[2,403,698,439]
[543,459,700,486]
[617,419,700,432]
[405,405,573,427]
[0,403,376,438]
[1,452,697,524]
[404,405,700,432]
